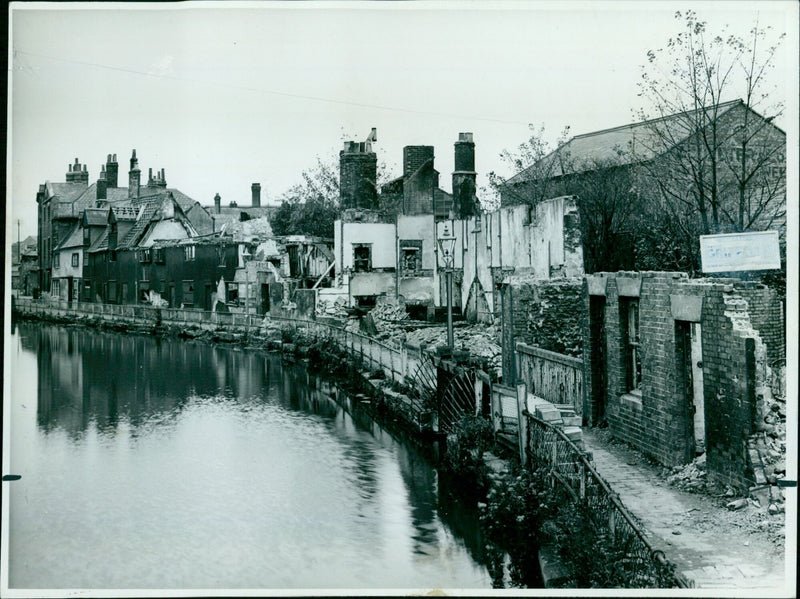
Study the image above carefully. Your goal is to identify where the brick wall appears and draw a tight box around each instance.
[738,285,785,364]
[584,271,780,489]
[339,150,377,210]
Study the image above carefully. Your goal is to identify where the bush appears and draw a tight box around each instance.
[441,415,495,497]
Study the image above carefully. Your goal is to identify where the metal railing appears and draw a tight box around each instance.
[524,411,689,588]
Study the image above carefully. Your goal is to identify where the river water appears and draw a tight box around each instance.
[6,322,492,591]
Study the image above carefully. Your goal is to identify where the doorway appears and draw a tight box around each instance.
[589,295,607,426]
[676,321,705,458]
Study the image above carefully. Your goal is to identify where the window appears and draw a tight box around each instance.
[52,279,60,296]
[109,250,117,262]
[226,282,240,305]
[72,253,79,268]
[53,253,60,269]
[83,281,92,302]
[139,249,152,263]
[182,280,194,306]
[154,248,165,264]
[353,244,372,272]
[139,281,150,303]
[184,245,195,261]
[622,299,642,392]
[400,240,422,276]
[83,228,91,246]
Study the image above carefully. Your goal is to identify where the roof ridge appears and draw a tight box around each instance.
[571,99,743,141]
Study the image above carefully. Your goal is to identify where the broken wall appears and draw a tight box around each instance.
[583,271,783,489]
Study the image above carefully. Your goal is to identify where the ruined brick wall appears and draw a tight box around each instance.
[585,271,776,488]
[501,276,583,383]
[738,285,785,364]
[695,287,762,489]
[598,272,690,465]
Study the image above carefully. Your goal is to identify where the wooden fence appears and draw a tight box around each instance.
[516,342,583,415]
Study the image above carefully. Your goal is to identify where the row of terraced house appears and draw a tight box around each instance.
[36,151,333,314]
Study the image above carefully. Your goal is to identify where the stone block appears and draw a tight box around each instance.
[563,426,582,442]
[562,416,582,427]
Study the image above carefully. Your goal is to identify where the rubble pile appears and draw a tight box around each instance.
[316,296,349,319]
[747,364,787,513]
[370,302,410,323]
[665,454,711,494]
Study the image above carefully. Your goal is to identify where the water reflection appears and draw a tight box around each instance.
[10,322,491,589]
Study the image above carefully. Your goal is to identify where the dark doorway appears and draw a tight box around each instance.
[67,277,74,305]
[589,295,607,426]
[259,283,270,315]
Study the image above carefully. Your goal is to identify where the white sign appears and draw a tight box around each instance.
[700,231,781,273]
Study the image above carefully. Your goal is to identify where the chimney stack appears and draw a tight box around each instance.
[66,158,89,185]
[251,183,261,207]
[106,153,119,187]
[96,164,107,201]
[401,146,436,215]
[128,149,140,199]
[147,167,167,188]
[214,193,221,214]
[339,138,378,210]
[452,132,477,218]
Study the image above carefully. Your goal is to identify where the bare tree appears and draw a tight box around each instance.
[487,124,572,210]
[490,126,642,273]
[636,11,786,242]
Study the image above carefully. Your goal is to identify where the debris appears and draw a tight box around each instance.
[726,498,748,511]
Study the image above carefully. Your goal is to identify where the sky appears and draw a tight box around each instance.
[7,1,799,240]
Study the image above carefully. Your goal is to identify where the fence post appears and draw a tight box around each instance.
[516,382,528,467]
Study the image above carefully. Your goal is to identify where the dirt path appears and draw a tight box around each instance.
[581,429,788,592]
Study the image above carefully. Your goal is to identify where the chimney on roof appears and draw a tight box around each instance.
[105,153,119,188]
[339,132,378,210]
[453,132,477,218]
[251,183,261,207]
[214,193,221,214]
[97,164,107,201]
[66,157,89,185]
[128,149,140,200]
[147,167,167,188]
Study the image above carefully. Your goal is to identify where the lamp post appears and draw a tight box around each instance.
[437,220,456,353]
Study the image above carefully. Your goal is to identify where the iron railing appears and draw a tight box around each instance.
[524,411,690,588]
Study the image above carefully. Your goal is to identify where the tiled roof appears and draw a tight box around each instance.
[505,99,743,184]
[47,182,88,203]
[88,228,109,253]
[55,223,85,251]
[119,197,162,249]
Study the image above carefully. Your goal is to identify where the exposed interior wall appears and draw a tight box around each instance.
[499,276,584,383]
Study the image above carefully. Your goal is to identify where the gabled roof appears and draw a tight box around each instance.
[505,99,746,185]
[54,223,85,251]
[118,193,196,249]
[46,181,88,203]
[88,228,109,253]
